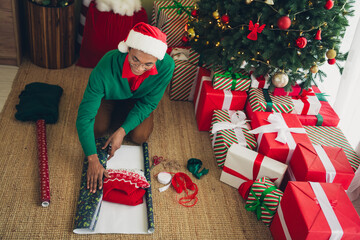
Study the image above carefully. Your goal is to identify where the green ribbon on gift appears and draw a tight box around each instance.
[262,89,273,112]
[214,68,248,91]
[316,114,324,126]
[245,186,277,220]
[315,92,329,102]
[156,0,193,26]
[187,158,209,179]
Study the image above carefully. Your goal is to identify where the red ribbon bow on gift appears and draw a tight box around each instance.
[247,20,266,41]
[293,88,315,100]
[223,154,277,200]
[293,89,315,115]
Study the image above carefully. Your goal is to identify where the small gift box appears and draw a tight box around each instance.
[210,67,251,91]
[250,71,270,89]
[249,111,314,164]
[289,143,354,190]
[210,110,257,167]
[169,59,198,101]
[297,86,340,126]
[272,83,302,96]
[304,125,360,172]
[270,181,360,239]
[194,70,247,131]
[246,88,294,120]
[151,0,194,47]
[220,144,287,200]
[245,177,283,226]
[291,88,321,115]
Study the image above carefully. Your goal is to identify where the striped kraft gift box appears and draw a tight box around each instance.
[245,177,283,226]
[169,48,200,101]
[246,88,294,120]
[304,126,360,172]
[151,0,194,47]
[210,110,257,167]
[210,67,251,91]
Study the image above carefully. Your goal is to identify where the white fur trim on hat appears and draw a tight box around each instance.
[118,30,168,60]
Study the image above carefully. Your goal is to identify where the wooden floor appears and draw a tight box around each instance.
[0,65,18,112]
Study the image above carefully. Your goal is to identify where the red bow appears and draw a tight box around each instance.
[293,88,315,100]
[247,20,266,41]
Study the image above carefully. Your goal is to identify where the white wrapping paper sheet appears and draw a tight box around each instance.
[74,145,150,234]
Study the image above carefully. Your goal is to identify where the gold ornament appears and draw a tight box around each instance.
[326,49,337,59]
[213,10,220,19]
[245,0,253,4]
[310,65,319,74]
[319,45,323,50]
[272,72,289,88]
[206,41,210,45]
[187,28,196,39]
[215,42,220,47]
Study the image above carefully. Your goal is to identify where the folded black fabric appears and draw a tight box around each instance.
[15,82,63,124]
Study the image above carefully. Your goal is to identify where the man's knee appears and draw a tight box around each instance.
[129,127,153,144]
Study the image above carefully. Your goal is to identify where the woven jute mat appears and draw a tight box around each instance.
[0,60,272,240]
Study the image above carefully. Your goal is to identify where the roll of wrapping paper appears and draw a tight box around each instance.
[142,142,155,233]
[36,119,50,207]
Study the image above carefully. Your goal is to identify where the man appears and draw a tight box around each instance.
[76,22,175,193]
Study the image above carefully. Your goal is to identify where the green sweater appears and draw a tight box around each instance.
[76,50,175,156]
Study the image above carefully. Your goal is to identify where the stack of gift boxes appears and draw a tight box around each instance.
[197,67,360,238]
[152,0,360,238]
[152,0,201,102]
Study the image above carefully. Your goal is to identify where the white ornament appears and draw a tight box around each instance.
[272,72,289,88]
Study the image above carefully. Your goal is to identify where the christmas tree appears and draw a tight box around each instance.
[187,0,355,91]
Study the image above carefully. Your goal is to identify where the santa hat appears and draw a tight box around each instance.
[118,22,168,60]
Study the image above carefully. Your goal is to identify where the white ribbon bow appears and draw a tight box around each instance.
[248,113,306,164]
[211,111,249,148]
[248,113,305,144]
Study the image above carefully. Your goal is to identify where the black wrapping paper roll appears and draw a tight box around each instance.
[142,142,155,233]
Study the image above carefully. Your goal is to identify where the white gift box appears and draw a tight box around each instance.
[220,144,287,189]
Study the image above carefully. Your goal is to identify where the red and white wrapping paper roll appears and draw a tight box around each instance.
[36,119,50,207]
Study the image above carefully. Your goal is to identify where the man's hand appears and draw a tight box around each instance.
[102,127,126,159]
[87,154,110,193]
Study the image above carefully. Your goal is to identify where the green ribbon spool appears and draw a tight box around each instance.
[156,0,193,26]
[245,186,277,220]
[187,158,209,179]
[262,89,273,112]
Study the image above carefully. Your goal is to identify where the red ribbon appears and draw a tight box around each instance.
[293,89,315,115]
[171,172,198,207]
[223,154,267,199]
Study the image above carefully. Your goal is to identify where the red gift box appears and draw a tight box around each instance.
[272,83,302,96]
[297,86,340,127]
[194,81,247,131]
[289,144,354,190]
[270,181,360,239]
[249,111,314,164]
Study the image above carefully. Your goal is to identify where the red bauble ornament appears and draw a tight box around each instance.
[181,35,189,43]
[328,58,336,65]
[296,37,307,48]
[221,14,230,24]
[191,9,198,17]
[277,16,291,30]
[324,0,334,10]
[315,29,322,40]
